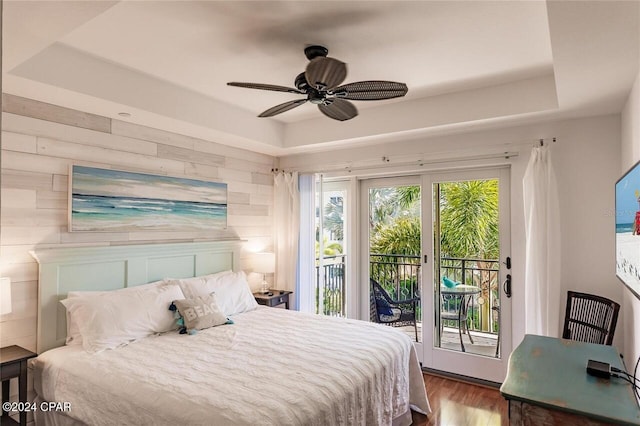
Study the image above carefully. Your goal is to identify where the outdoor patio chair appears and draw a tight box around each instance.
[562,291,620,345]
[370,278,420,341]
[440,291,474,352]
[492,305,500,358]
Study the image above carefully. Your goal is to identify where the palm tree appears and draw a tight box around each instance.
[369,182,498,260]
[439,180,498,259]
[369,181,499,330]
[368,186,422,299]
[368,187,399,230]
[370,217,421,256]
[323,196,344,241]
[439,180,499,330]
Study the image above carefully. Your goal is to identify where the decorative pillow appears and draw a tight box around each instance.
[167,270,233,299]
[171,293,232,334]
[64,280,167,346]
[61,283,184,353]
[376,298,395,316]
[171,271,258,316]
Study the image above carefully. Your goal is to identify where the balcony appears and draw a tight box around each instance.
[315,254,346,317]
[315,254,500,356]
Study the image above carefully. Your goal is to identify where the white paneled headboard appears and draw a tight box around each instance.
[30,240,244,354]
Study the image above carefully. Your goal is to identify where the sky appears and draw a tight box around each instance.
[71,166,227,204]
[616,161,640,225]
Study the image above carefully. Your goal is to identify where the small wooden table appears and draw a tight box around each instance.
[253,290,292,309]
[1,345,37,426]
[501,334,640,425]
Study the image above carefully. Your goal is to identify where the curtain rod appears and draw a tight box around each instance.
[538,137,557,147]
[279,136,556,175]
[289,150,520,175]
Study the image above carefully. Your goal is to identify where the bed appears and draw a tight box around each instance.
[29,241,430,426]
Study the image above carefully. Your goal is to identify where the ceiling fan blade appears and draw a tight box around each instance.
[227,82,304,94]
[318,99,358,121]
[332,81,408,101]
[258,99,308,118]
[305,57,347,91]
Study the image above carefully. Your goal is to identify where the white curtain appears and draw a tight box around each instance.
[523,145,562,337]
[274,171,300,309]
[297,174,316,313]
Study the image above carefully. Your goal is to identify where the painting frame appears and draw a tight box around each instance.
[68,165,228,233]
[615,159,640,299]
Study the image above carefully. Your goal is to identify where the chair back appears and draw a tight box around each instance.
[370,279,391,321]
[562,291,620,345]
[369,280,379,322]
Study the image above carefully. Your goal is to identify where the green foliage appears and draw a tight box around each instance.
[370,217,421,256]
[368,188,398,230]
[323,197,344,241]
[439,180,499,259]
[315,238,343,257]
[396,186,421,210]
[368,181,498,260]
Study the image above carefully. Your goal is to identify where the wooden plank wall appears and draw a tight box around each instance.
[0,94,276,352]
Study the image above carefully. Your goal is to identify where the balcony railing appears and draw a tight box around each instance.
[314,254,500,336]
[440,257,500,334]
[315,255,346,316]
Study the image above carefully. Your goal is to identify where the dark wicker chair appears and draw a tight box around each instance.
[370,278,419,341]
[562,291,620,346]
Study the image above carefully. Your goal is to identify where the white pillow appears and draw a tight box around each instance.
[167,270,233,299]
[175,271,258,316]
[64,280,167,346]
[61,283,184,353]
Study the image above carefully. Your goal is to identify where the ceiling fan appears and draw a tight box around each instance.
[227,45,408,121]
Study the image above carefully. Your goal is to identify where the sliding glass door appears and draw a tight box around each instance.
[315,179,349,316]
[360,177,423,361]
[422,168,511,382]
[359,168,511,381]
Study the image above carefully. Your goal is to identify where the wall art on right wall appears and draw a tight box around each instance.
[616,159,640,297]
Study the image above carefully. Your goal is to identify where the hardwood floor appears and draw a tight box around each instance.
[412,373,509,426]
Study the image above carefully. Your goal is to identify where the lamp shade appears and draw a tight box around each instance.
[252,253,275,274]
[1,277,12,315]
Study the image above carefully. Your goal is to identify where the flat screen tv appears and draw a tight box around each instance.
[616,160,640,297]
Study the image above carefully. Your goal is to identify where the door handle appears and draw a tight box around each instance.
[503,274,512,298]
[503,256,511,269]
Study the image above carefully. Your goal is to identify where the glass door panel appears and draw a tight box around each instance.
[434,179,501,357]
[315,179,348,317]
[422,168,511,383]
[362,177,422,343]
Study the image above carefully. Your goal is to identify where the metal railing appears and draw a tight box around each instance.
[440,257,500,334]
[315,255,346,316]
[314,254,500,336]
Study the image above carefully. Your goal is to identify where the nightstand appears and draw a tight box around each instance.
[253,290,292,309]
[1,345,37,426]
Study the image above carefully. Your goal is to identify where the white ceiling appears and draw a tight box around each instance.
[3,1,639,156]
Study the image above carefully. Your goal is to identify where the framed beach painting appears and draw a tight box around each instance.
[69,165,227,232]
[616,160,640,297]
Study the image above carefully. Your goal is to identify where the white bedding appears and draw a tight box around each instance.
[33,307,430,426]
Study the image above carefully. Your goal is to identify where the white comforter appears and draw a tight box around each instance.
[34,307,430,426]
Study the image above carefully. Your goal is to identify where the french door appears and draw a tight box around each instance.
[361,168,511,382]
[422,168,511,382]
[361,176,423,356]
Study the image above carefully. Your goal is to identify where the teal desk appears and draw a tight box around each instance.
[501,334,640,425]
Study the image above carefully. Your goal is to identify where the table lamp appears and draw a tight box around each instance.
[1,277,12,315]
[252,253,275,294]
